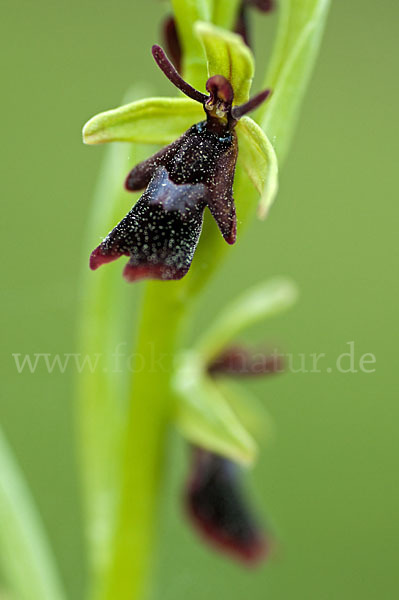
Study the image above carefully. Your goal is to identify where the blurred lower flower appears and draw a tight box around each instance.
[183,342,283,563]
[185,447,268,564]
[208,345,283,377]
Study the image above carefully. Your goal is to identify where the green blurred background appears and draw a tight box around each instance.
[1,1,398,598]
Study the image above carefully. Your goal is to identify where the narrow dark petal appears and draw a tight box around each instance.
[151,45,207,104]
[231,89,271,120]
[91,167,207,282]
[235,6,251,46]
[162,16,182,73]
[208,345,284,377]
[246,0,274,12]
[186,448,267,564]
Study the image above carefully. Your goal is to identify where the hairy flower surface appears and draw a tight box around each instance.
[90,45,269,282]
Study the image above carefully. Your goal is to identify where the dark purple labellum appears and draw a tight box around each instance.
[208,345,284,377]
[185,447,268,564]
[126,121,238,245]
[90,167,207,281]
[90,45,270,283]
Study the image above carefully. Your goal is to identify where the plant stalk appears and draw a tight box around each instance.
[95,281,186,600]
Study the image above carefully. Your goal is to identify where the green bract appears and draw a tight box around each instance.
[173,352,257,465]
[173,277,298,463]
[214,378,275,445]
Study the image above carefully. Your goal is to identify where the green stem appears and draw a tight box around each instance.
[96,282,186,600]
[78,136,152,582]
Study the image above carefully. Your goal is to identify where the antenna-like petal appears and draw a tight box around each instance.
[231,89,271,120]
[152,45,207,104]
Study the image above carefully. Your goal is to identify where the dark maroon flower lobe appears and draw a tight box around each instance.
[90,167,207,281]
[208,345,283,377]
[186,447,267,564]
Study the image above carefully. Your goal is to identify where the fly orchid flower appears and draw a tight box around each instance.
[89,45,270,282]
[183,341,283,563]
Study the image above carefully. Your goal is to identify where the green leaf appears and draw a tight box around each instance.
[196,277,298,363]
[237,116,279,218]
[214,378,275,445]
[83,97,203,145]
[258,0,331,162]
[174,353,257,465]
[195,21,254,104]
[0,429,66,600]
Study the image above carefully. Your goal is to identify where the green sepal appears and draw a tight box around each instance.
[173,353,257,465]
[83,97,203,145]
[214,378,275,445]
[236,116,279,218]
[196,277,298,363]
[195,21,254,104]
